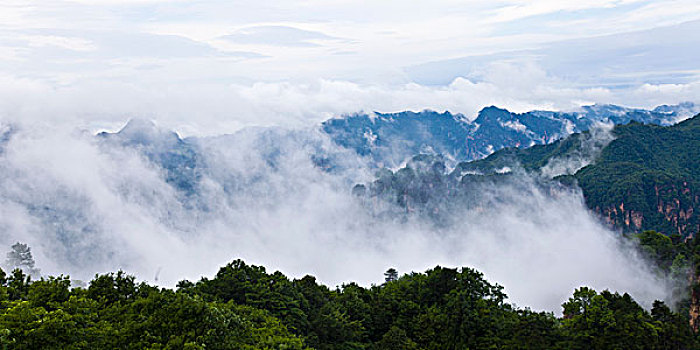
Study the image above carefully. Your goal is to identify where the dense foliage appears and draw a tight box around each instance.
[634,230,700,327]
[0,268,306,350]
[1,258,697,349]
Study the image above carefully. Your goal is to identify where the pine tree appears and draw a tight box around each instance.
[384,268,398,283]
[4,242,40,277]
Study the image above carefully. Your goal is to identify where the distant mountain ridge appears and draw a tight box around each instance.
[97,119,201,195]
[88,102,699,210]
[96,119,368,200]
[322,102,698,167]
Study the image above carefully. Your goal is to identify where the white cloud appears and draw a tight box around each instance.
[487,0,617,24]
[221,25,345,47]
[3,0,699,83]
[23,34,97,52]
[1,58,697,137]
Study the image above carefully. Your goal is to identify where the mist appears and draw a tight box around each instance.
[0,117,670,314]
[539,122,616,178]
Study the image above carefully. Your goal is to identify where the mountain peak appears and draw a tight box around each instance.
[474,106,510,123]
[479,105,508,113]
[99,118,182,146]
[118,118,159,136]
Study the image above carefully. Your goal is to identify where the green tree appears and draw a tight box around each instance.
[6,269,31,301]
[376,326,419,350]
[384,268,398,283]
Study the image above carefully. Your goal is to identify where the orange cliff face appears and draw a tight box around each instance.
[596,184,699,237]
[690,271,700,332]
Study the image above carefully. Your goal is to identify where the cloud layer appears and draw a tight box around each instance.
[2,64,699,137]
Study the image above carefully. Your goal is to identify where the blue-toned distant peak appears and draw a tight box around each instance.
[575,102,698,126]
[651,101,698,120]
[474,105,509,120]
[100,118,183,147]
[97,118,200,195]
[322,109,474,168]
[653,101,695,113]
[118,118,159,136]
[373,109,466,121]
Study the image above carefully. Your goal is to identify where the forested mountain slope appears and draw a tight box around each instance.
[465,114,700,236]
[575,116,700,235]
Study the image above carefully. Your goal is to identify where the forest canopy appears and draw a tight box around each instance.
[0,254,697,349]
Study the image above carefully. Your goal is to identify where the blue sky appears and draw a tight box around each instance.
[1,0,700,134]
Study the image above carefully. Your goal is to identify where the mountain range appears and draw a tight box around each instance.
[361,113,700,236]
[84,102,699,198]
[92,102,700,236]
[322,102,698,168]
[3,102,697,244]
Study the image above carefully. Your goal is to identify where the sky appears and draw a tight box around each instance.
[1,0,700,134]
